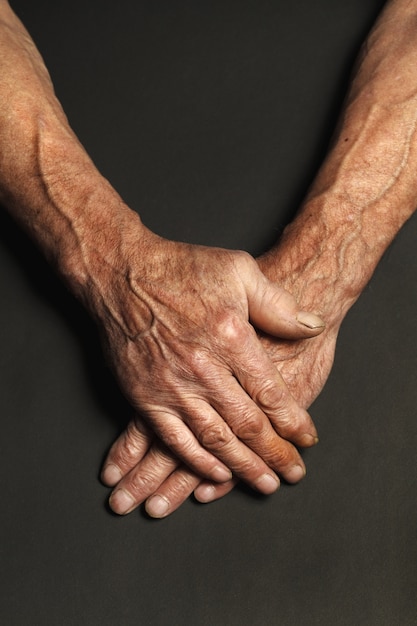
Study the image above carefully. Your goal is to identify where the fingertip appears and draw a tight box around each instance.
[299,433,320,448]
[145,495,170,518]
[195,478,237,503]
[211,465,233,482]
[109,488,135,515]
[296,311,326,334]
[194,484,217,503]
[253,472,280,495]
[284,464,306,484]
[101,463,123,486]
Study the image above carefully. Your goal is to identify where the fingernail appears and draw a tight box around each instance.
[285,464,306,484]
[299,433,320,447]
[145,496,169,517]
[297,311,325,329]
[146,495,170,518]
[194,484,216,503]
[109,488,135,515]
[254,473,280,494]
[101,463,123,486]
[212,466,233,482]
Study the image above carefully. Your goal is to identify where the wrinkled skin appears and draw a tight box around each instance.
[101,251,339,518]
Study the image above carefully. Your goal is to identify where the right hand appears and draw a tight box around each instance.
[97,221,324,510]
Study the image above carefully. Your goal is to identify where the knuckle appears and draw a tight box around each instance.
[198,421,233,451]
[268,442,296,470]
[186,346,212,377]
[270,401,306,439]
[231,454,262,478]
[161,424,192,452]
[216,310,248,346]
[128,450,177,498]
[116,422,148,463]
[165,472,196,498]
[233,411,264,441]
[254,378,287,413]
[233,249,255,270]
[268,286,296,311]
[280,416,305,439]
[128,471,156,497]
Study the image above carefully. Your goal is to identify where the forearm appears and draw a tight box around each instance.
[1,1,326,490]
[264,0,417,325]
[0,1,147,316]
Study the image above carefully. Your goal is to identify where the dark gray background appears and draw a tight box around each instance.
[2,1,416,624]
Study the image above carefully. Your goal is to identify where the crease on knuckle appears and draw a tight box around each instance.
[266,441,296,470]
[163,472,196,498]
[198,421,233,452]
[267,288,296,313]
[116,422,149,463]
[279,417,305,440]
[161,424,193,452]
[269,400,306,438]
[232,411,265,442]
[231,455,261,478]
[128,471,158,497]
[126,450,178,498]
[254,378,287,413]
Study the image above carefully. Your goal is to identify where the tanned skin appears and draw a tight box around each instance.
[0,0,324,508]
[102,0,417,517]
[1,0,415,518]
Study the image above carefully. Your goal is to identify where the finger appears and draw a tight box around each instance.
[101,418,154,486]
[164,330,308,489]
[149,403,280,494]
[143,400,237,482]
[207,376,307,485]
[194,478,237,504]
[240,254,325,339]
[145,468,201,519]
[228,321,319,449]
[108,442,180,515]
[192,317,315,481]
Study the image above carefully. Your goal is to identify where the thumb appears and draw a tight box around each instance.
[243,264,325,339]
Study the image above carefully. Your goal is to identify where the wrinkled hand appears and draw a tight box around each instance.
[102,317,337,517]
[101,243,333,517]
[193,317,338,505]
[99,226,324,514]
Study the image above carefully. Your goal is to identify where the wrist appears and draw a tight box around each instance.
[0,113,150,311]
[258,196,366,331]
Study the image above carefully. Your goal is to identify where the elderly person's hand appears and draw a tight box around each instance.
[102,0,417,517]
[100,248,336,517]
[99,227,324,515]
[0,1,325,499]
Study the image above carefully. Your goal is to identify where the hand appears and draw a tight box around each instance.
[0,2,321,501]
[194,252,339,504]
[100,246,331,517]
[193,312,339,505]
[102,315,337,517]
